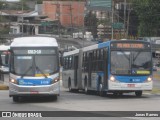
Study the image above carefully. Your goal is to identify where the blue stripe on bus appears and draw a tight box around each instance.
[98,41,110,49]
[17,78,52,86]
[114,76,148,83]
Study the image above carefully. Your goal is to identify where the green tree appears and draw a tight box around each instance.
[84,11,98,38]
[0,1,5,9]
[36,0,43,4]
[134,0,160,36]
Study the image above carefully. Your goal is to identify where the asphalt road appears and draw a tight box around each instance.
[0,90,160,120]
[0,72,160,120]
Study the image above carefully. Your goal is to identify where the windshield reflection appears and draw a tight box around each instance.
[111,51,151,75]
[12,55,58,76]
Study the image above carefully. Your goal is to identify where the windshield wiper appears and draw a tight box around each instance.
[35,66,48,78]
[133,51,141,62]
[119,50,130,61]
[21,66,32,78]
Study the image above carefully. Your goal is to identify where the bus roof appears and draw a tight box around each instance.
[10,37,58,47]
[0,45,10,51]
[63,49,79,57]
[82,44,98,52]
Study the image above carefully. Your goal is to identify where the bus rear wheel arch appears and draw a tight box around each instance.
[13,96,19,102]
[84,77,89,94]
[68,78,72,92]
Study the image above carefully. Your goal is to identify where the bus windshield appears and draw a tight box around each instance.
[111,51,152,75]
[11,48,59,76]
[12,55,58,76]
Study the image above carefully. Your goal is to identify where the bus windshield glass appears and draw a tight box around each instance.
[111,51,151,75]
[35,55,58,74]
[11,48,58,76]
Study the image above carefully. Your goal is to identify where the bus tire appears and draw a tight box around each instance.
[52,95,58,101]
[135,91,142,97]
[68,79,72,92]
[84,84,88,94]
[13,96,19,102]
[99,83,105,97]
[84,78,89,94]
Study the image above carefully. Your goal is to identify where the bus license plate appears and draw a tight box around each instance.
[30,91,39,94]
[127,84,135,87]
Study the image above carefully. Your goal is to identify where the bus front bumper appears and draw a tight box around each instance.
[9,82,60,97]
[108,81,153,91]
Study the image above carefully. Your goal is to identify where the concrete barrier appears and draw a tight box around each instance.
[153,72,160,80]
[0,84,9,90]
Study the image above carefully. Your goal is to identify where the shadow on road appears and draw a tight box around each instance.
[65,90,149,99]
[12,96,58,103]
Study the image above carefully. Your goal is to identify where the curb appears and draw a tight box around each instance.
[151,88,160,94]
[0,84,9,90]
[153,73,160,79]
[144,88,160,94]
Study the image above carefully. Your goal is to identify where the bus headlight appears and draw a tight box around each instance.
[110,76,115,82]
[51,77,60,84]
[147,77,152,82]
[10,78,18,84]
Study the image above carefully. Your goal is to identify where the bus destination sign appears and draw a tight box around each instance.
[111,42,150,49]
[13,49,56,55]
[117,43,144,49]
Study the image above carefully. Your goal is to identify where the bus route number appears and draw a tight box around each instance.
[28,50,41,54]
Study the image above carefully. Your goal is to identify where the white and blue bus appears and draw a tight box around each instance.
[0,45,10,74]
[9,37,60,102]
[62,40,153,97]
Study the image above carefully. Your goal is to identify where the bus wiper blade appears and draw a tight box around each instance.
[21,66,32,78]
[36,66,48,78]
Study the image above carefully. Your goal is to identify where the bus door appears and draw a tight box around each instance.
[74,55,78,87]
[88,52,93,87]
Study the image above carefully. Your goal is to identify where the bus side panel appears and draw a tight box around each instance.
[91,72,98,90]
[62,70,68,88]
[62,70,74,88]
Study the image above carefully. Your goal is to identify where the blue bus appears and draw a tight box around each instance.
[9,37,60,102]
[62,40,153,97]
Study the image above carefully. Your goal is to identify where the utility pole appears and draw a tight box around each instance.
[21,0,24,36]
[52,2,61,37]
[126,4,131,39]
[56,3,60,37]
[111,0,114,40]
[69,1,73,37]
[63,2,73,37]
[124,0,126,38]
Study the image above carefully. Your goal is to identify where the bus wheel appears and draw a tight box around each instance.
[13,96,19,102]
[119,92,123,96]
[113,92,118,96]
[52,95,58,101]
[135,91,142,97]
[99,83,105,97]
[68,80,72,92]
[84,84,88,94]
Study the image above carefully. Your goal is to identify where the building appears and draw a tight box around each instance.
[42,0,85,27]
[0,0,50,37]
